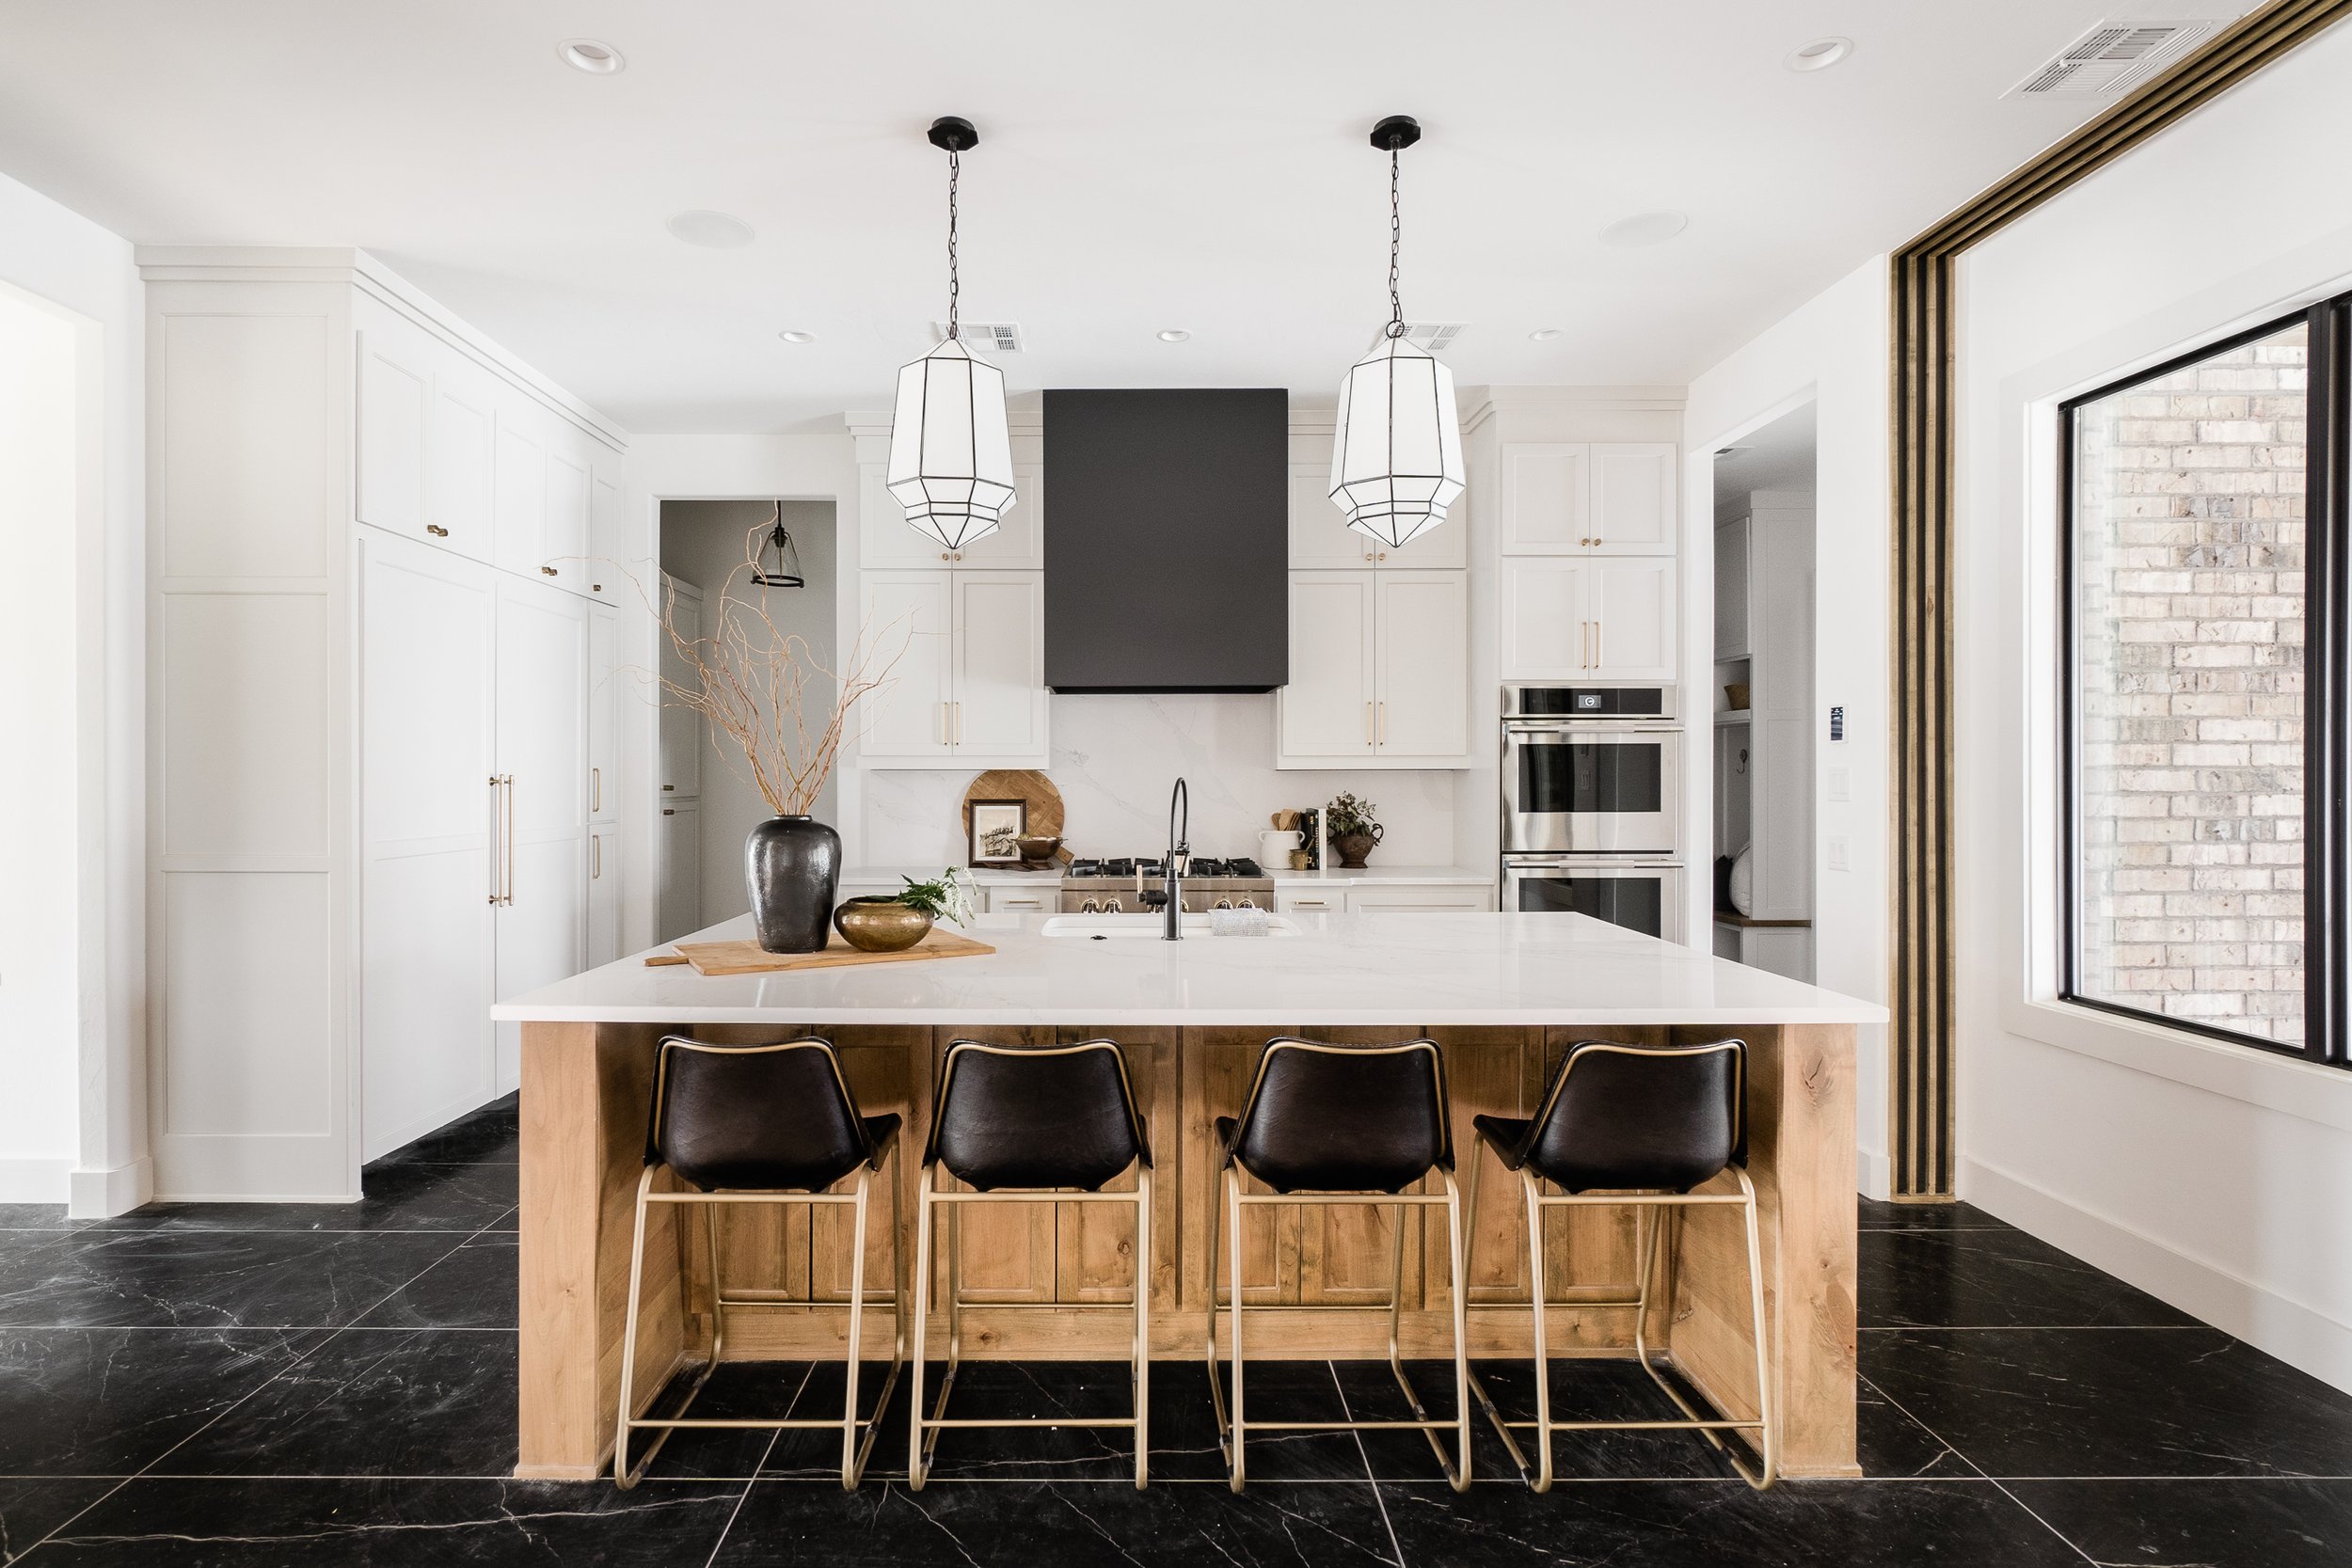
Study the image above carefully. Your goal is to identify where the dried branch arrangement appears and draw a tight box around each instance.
[639,516,910,816]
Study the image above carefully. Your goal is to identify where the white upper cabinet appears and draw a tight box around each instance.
[1499,443,1590,553]
[589,462,624,602]
[1500,440,1674,556]
[425,357,496,562]
[1590,443,1677,554]
[859,463,1041,571]
[857,568,1047,768]
[542,441,590,590]
[1279,572,1376,761]
[1287,461,1465,569]
[1278,568,1470,768]
[356,317,430,540]
[492,417,547,581]
[1374,571,1469,762]
[1500,558,1677,681]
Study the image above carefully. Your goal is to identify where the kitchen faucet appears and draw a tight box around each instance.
[1138,777,1189,941]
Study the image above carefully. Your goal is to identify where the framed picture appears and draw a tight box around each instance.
[967,800,1027,867]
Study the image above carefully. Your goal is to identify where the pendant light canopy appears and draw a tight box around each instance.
[1328,115,1465,549]
[750,502,803,589]
[886,116,1016,551]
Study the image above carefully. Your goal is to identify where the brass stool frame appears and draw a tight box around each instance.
[1203,1037,1471,1494]
[614,1042,908,1492]
[1461,1136,1776,1490]
[908,1041,1153,1491]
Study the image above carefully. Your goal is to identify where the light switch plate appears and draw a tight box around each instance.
[1827,766,1851,802]
[1826,834,1851,872]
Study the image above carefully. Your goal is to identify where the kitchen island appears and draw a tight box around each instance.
[493,911,1884,1481]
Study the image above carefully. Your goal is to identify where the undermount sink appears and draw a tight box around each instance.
[1039,913,1303,940]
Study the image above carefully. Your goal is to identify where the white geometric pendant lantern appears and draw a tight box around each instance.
[887,337,1015,550]
[887,116,1015,550]
[1328,114,1465,549]
[1330,333,1465,548]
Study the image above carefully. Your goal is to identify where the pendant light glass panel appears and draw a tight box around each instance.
[1329,335,1465,548]
[886,337,1014,550]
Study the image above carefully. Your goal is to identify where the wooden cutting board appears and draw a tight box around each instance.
[661,927,997,976]
[961,769,1071,864]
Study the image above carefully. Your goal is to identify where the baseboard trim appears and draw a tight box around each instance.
[68,1156,154,1219]
[1961,1155,2352,1395]
[0,1157,73,1204]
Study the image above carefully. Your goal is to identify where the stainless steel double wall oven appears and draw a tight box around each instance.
[1502,685,1682,939]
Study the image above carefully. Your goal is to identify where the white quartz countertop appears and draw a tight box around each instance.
[494,911,1886,1028]
[1265,863,1493,886]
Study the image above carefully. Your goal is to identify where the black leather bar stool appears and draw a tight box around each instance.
[615,1037,907,1490]
[1463,1037,1774,1490]
[1208,1036,1471,1492]
[910,1038,1152,1489]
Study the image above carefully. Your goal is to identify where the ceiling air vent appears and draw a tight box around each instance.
[1366,322,1469,354]
[2006,20,2219,98]
[932,321,1024,352]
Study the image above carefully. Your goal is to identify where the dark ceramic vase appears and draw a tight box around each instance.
[1332,824,1383,868]
[745,815,842,953]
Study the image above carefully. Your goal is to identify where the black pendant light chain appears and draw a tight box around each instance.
[1385,135,1406,341]
[946,140,961,341]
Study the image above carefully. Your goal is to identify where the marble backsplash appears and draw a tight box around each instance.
[855,692,1462,867]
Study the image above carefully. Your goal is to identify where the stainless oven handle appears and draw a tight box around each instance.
[1503,721,1682,736]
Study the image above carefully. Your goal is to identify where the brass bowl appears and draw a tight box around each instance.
[833,896,933,953]
[1014,833,1062,864]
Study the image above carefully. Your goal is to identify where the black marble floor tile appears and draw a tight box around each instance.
[1856,1375,1976,1479]
[158,1330,516,1480]
[1857,1198,2015,1231]
[351,1238,516,1331]
[631,1360,818,1482]
[1380,1356,1760,1484]
[32,1477,743,1566]
[1861,1225,2199,1329]
[0,1229,464,1329]
[1379,1478,2084,1567]
[0,1208,90,1234]
[0,1477,116,1563]
[1864,1327,2352,1478]
[2009,1477,2352,1568]
[713,1476,1401,1568]
[92,1163,516,1236]
[0,1327,324,1476]
[371,1097,519,1167]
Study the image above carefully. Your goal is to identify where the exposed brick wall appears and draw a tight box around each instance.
[2074,325,2307,1045]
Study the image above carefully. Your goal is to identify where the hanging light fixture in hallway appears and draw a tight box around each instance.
[749,501,803,588]
[885,116,1016,551]
[1328,114,1465,549]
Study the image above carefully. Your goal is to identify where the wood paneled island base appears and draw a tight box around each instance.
[513,1018,1857,1481]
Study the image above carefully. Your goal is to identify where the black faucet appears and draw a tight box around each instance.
[1140,778,1189,941]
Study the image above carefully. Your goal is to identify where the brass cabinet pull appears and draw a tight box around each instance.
[953,702,963,745]
[591,767,601,813]
[427,524,449,538]
[1377,701,1387,745]
[541,565,559,577]
[487,775,516,905]
[1594,617,1603,670]
[592,833,601,879]
[662,783,675,792]
[662,807,676,816]
[487,776,501,903]
[1365,701,1375,746]
[501,776,516,905]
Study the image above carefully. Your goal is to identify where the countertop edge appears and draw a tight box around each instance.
[492,1005,1891,1026]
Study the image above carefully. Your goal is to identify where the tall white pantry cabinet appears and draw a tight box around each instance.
[142,248,631,1198]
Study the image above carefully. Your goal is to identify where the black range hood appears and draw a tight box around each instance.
[1042,388,1288,693]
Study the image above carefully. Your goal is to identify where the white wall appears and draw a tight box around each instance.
[0,171,146,1213]
[1956,23,2352,1391]
[659,498,838,919]
[1684,259,1893,1196]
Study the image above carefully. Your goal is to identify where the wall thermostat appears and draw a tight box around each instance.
[1829,705,1846,742]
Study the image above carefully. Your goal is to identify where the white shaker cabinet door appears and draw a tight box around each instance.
[356,321,431,539]
[1374,570,1469,763]
[953,571,1048,765]
[1589,557,1677,680]
[587,602,620,825]
[955,464,1043,571]
[589,462,624,603]
[358,532,497,1160]
[493,575,589,1088]
[1278,571,1376,762]
[1288,463,1373,568]
[859,570,956,762]
[492,415,548,582]
[426,356,497,563]
[1499,442,1590,554]
[1499,561,1588,678]
[1589,443,1677,555]
[542,441,591,591]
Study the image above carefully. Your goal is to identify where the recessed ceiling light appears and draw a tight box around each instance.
[1528,328,1563,342]
[1785,37,1852,72]
[1157,328,1192,342]
[1598,210,1689,248]
[777,330,816,344]
[666,211,755,248]
[558,39,625,74]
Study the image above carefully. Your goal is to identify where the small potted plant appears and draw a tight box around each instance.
[833,869,976,953]
[1325,792,1384,868]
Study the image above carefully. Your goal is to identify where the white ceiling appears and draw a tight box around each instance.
[0,1,2252,433]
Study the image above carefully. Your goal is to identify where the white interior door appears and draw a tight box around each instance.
[1279,571,1375,761]
[859,570,954,761]
[1375,570,1469,762]
[359,531,496,1160]
[953,571,1046,762]
[494,575,588,1093]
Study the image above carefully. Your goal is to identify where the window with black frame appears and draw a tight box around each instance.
[2061,293,2346,1066]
